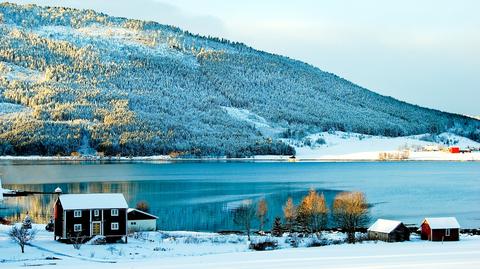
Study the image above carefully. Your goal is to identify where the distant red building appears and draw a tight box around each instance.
[449,147,460,154]
[420,217,460,241]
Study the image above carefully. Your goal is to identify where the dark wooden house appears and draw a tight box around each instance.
[367,219,410,242]
[420,217,460,241]
[54,193,128,242]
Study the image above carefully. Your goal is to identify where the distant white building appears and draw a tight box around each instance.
[422,145,441,152]
[127,208,158,232]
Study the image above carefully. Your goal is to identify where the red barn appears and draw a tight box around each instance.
[420,217,460,241]
[449,147,460,154]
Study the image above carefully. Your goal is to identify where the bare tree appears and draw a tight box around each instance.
[256,199,268,232]
[8,225,36,253]
[283,197,296,233]
[69,232,88,250]
[233,200,255,241]
[332,192,370,243]
[297,189,328,235]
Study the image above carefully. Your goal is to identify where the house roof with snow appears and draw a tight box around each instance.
[422,217,460,229]
[59,193,128,210]
[127,208,158,220]
[368,219,403,233]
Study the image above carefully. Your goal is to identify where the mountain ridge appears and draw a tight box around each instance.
[0,2,478,157]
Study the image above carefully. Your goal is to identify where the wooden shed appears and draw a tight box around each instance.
[367,219,410,242]
[127,208,158,232]
[54,193,128,242]
[420,217,460,241]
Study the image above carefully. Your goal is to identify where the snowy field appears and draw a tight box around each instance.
[0,224,479,269]
[278,131,480,161]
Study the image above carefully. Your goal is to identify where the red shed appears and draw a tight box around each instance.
[420,217,460,241]
[449,147,460,154]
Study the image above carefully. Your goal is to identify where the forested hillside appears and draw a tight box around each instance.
[0,3,478,157]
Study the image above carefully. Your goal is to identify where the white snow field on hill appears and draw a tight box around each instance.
[1,224,479,269]
[277,131,480,161]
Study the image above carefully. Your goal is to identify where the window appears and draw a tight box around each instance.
[74,210,82,218]
[74,224,82,232]
[111,209,119,216]
[446,229,450,236]
[94,210,100,217]
[111,222,119,230]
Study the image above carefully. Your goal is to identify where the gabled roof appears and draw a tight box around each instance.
[368,219,403,233]
[127,208,158,220]
[423,217,460,229]
[59,193,128,210]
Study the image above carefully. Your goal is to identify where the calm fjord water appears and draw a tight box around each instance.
[1,161,479,230]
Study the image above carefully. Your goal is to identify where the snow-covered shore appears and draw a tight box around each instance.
[0,224,479,268]
[1,132,480,162]
[2,152,480,162]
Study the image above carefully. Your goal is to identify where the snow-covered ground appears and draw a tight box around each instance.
[222,106,286,137]
[280,131,480,161]
[0,224,479,268]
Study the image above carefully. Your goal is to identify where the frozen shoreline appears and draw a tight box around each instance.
[1,151,480,162]
[2,131,480,162]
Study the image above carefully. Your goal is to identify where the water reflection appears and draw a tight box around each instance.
[2,161,479,229]
[2,181,339,231]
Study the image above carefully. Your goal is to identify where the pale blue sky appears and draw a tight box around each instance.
[8,0,480,116]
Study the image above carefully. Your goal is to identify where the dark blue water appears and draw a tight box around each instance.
[1,161,479,230]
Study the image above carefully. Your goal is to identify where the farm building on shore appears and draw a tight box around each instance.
[420,217,460,241]
[127,208,158,232]
[449,147,460,154]
[54,193,128,242]
[367,219,410,242]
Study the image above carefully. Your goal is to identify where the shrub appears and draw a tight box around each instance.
[287,233,302,248]
[88,236,106,245]
[249,238,278,251]
[136,201,150,213]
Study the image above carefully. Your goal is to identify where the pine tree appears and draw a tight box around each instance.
[271,217,283,237]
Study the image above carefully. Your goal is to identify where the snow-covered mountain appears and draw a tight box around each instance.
[0,3,479,157]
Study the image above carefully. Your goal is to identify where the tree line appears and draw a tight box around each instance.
[232,189,370,243]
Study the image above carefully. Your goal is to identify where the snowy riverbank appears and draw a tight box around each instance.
[0,224,479,268]
[2,152,480,162]
[1,132,480,162]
